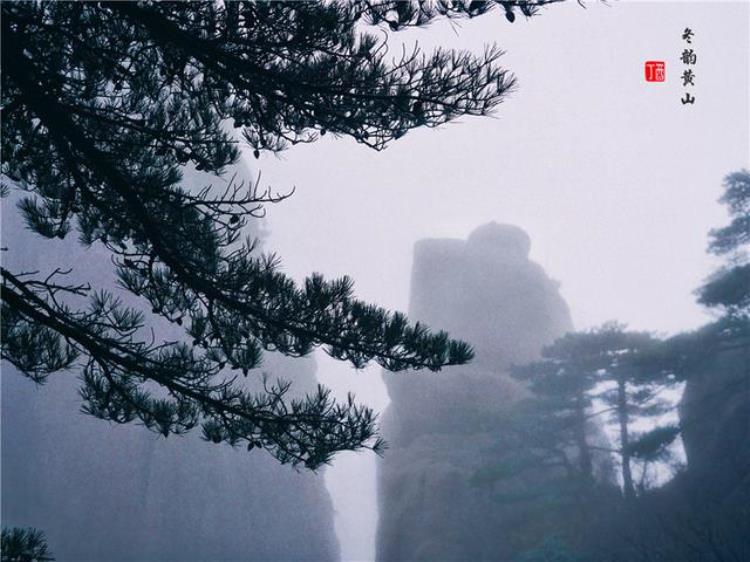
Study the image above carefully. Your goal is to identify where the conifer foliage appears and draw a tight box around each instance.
[699,169,750,315]
[1,1,562,468]
[1,527,54,562]
[512,324,679,499]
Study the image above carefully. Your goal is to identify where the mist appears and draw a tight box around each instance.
[2,1,748,561]
[256,2,748,559]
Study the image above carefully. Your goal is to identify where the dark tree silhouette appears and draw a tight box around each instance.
[512,324,679,499]
[511,332,604,484]
[657,169,750,380]
[1,527,54,562]
[590,172,750,560]
[1,1,565,468]
[698,169,750,316]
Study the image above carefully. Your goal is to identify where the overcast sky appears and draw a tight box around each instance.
[244,2,748,560]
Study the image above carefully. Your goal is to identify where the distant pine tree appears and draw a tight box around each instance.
[512,324,679,499]
[1,527,54,562]
[657,169,750,379]
[699,169,750,316]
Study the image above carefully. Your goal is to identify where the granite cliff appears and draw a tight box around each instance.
[377,223,576,562]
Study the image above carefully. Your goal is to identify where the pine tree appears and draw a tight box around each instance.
[1,527,54,562]
[512,324,679,499]
[581,325,678,499]
[511,332,603,484]
[600,170,750,561]
[659,169,750,377]
[1,1,565,469]
[698,169,750,316]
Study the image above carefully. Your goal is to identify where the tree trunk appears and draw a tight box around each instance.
[574,396,593,480]
[617,376,635,499]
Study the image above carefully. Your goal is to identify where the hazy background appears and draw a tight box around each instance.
[241,2,746,560]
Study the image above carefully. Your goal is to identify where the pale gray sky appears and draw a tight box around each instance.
[246,2,748,559]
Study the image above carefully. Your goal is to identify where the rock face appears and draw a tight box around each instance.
[2,358,340,562]
[376,223,574,562]
[583,341,750,561]
[1,178,339,561]
[677,342,750,516]
[680,348,749,496]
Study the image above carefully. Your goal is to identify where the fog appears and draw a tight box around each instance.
[2,1,748,561]
[252,2,748,559]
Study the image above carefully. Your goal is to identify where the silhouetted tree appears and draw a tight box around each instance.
[582,173,750,561]
[511,332,602,483]
[512,324,679,499]
[654,169,749,385]
[698,169,750,316]
[502,174,750,562]
[1,1,566,468]
[1,527,54,562]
